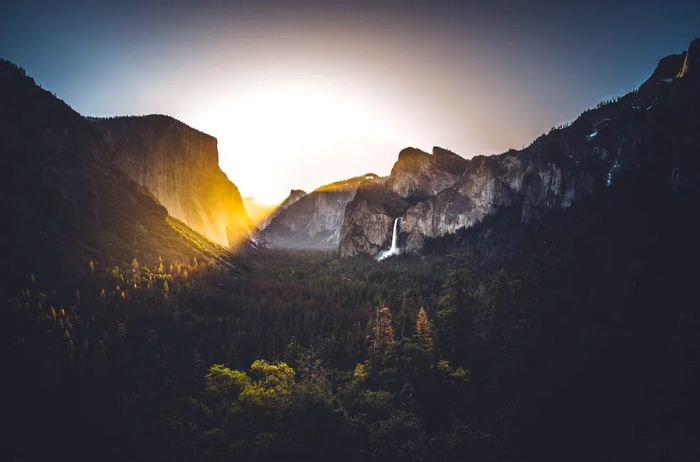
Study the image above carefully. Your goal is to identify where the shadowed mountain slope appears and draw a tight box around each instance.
[0,60,229,293]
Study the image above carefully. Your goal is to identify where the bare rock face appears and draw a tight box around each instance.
[678,38,700,83]
[340,144,603,257]
[92,116,251,248]
[259,174,378,249]
[340,39,700,257]
[339,179,409,256]
[259,189,307,231]
[386,147,466,198]
[338,146,470,256]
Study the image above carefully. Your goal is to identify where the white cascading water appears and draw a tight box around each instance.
[376,218,400,261]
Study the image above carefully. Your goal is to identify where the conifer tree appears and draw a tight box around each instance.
[415,306,433,352]
[368,305,395,364]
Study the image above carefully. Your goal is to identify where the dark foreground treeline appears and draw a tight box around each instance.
[2,178,699,462]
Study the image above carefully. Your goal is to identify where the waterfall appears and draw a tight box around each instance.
[390,218,399,249]
[376,218,400,261]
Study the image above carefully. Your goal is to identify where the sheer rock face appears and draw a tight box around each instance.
[339,179,407,256]
[340,143,603,257]
[259,189,307,231]
[92,116,251,248]
[0,60,226,281]
[386,147,467,198]
[259,174,378,249]
[340,39,700,257]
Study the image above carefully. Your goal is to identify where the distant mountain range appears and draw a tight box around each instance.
[1,37,698,279]
[260,38,700,257]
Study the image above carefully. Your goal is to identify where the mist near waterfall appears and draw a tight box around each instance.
[376,218,400,261]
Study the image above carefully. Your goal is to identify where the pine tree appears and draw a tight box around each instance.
[415,306,433,352]
[369,305,395,362]
[435,265,478,363]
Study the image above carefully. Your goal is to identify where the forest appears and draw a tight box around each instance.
[2,3,699,459]
[3,177,699,462]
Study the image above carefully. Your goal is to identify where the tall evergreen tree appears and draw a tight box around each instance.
[415,306,433,352]
[435,266,478,364]
[368,305,395,365]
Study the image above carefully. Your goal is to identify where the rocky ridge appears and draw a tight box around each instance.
[259,174,378,249]
[339,38,700,257]
[259,189,308,231]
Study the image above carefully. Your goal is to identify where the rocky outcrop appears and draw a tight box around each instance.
[386,147,467,198]
[92,116,251,248]
[678,38,700,83]
[259,174,378,249]
[340,141,605,257]
[259,189,307,231]
[340,38,700,257]
[339,147,467,256]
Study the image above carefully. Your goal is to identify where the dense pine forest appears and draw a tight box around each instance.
[4,177,699,461]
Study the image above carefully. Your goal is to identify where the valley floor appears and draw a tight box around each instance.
[3,190,700,462]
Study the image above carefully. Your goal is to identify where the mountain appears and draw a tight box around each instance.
[386,146,468,198]
[91,115,251,248]
[258,189,308,231]
[258,174,378,249]
[4,39,700,462]
[0,60,228,291]
[340,38,700,257]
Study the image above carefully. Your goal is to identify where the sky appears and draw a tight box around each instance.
[2,0,699,204]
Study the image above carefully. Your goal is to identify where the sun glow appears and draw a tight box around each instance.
[187,74,405,205]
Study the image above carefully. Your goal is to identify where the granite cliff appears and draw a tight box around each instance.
[92,116,251,248]
[259,174,378,249]
[340,38,700,257]
[259,189,308,231]
[0,60,228,287]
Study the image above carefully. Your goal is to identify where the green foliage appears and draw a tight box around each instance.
[415,306,433,352]
[240,360,295,409]
[205,364,251,401]
[368,305,396,368]
[10,178,697,462]
[369,411,426,462]
[435,265,479,364]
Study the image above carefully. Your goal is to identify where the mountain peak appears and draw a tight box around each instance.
[678,37,700,81]
[640,53,686,91]
[315,173,379,192]
[641,37,700,91]
[432,146,457,157]
[398,147,430,160]
[432,146,469,175]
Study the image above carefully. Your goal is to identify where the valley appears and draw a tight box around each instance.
[1,22,699,462]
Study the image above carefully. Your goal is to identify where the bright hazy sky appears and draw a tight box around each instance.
[2,0,699,204]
